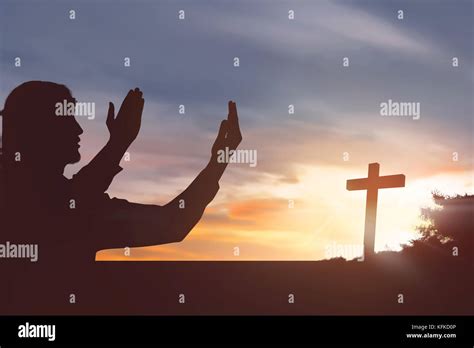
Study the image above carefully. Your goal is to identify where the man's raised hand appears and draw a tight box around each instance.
[211,101,242,159]
[107,88,145,149]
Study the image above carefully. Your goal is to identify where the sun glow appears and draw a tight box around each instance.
[97,165,472,261]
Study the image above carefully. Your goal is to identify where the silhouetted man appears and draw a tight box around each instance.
[0,81,242,313]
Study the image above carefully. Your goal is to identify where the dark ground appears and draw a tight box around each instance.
[4,247,471,315]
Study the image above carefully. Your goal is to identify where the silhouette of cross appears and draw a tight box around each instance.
[346,163,405,259]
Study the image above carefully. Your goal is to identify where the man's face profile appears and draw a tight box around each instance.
[47,91,84,166]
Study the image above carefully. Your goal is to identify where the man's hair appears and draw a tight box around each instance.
[0,81,73,214]
[1,81,71,163]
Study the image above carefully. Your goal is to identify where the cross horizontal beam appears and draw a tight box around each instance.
[347,174,405,191]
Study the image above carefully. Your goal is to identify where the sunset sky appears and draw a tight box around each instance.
[1,0,472,260]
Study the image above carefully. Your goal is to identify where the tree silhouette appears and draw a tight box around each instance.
[402,192,473,262]
[417,192,472,243]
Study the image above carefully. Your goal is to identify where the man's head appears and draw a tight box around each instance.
[2,81,83,170]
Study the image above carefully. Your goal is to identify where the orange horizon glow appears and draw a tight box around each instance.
[96,164,472,261]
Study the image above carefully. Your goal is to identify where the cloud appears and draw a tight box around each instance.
[212,0,440,60]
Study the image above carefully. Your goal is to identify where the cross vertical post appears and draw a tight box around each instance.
[364,163,379,259]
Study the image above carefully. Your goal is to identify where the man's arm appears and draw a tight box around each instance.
[93,101,242,250]
[72,89,144,198]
